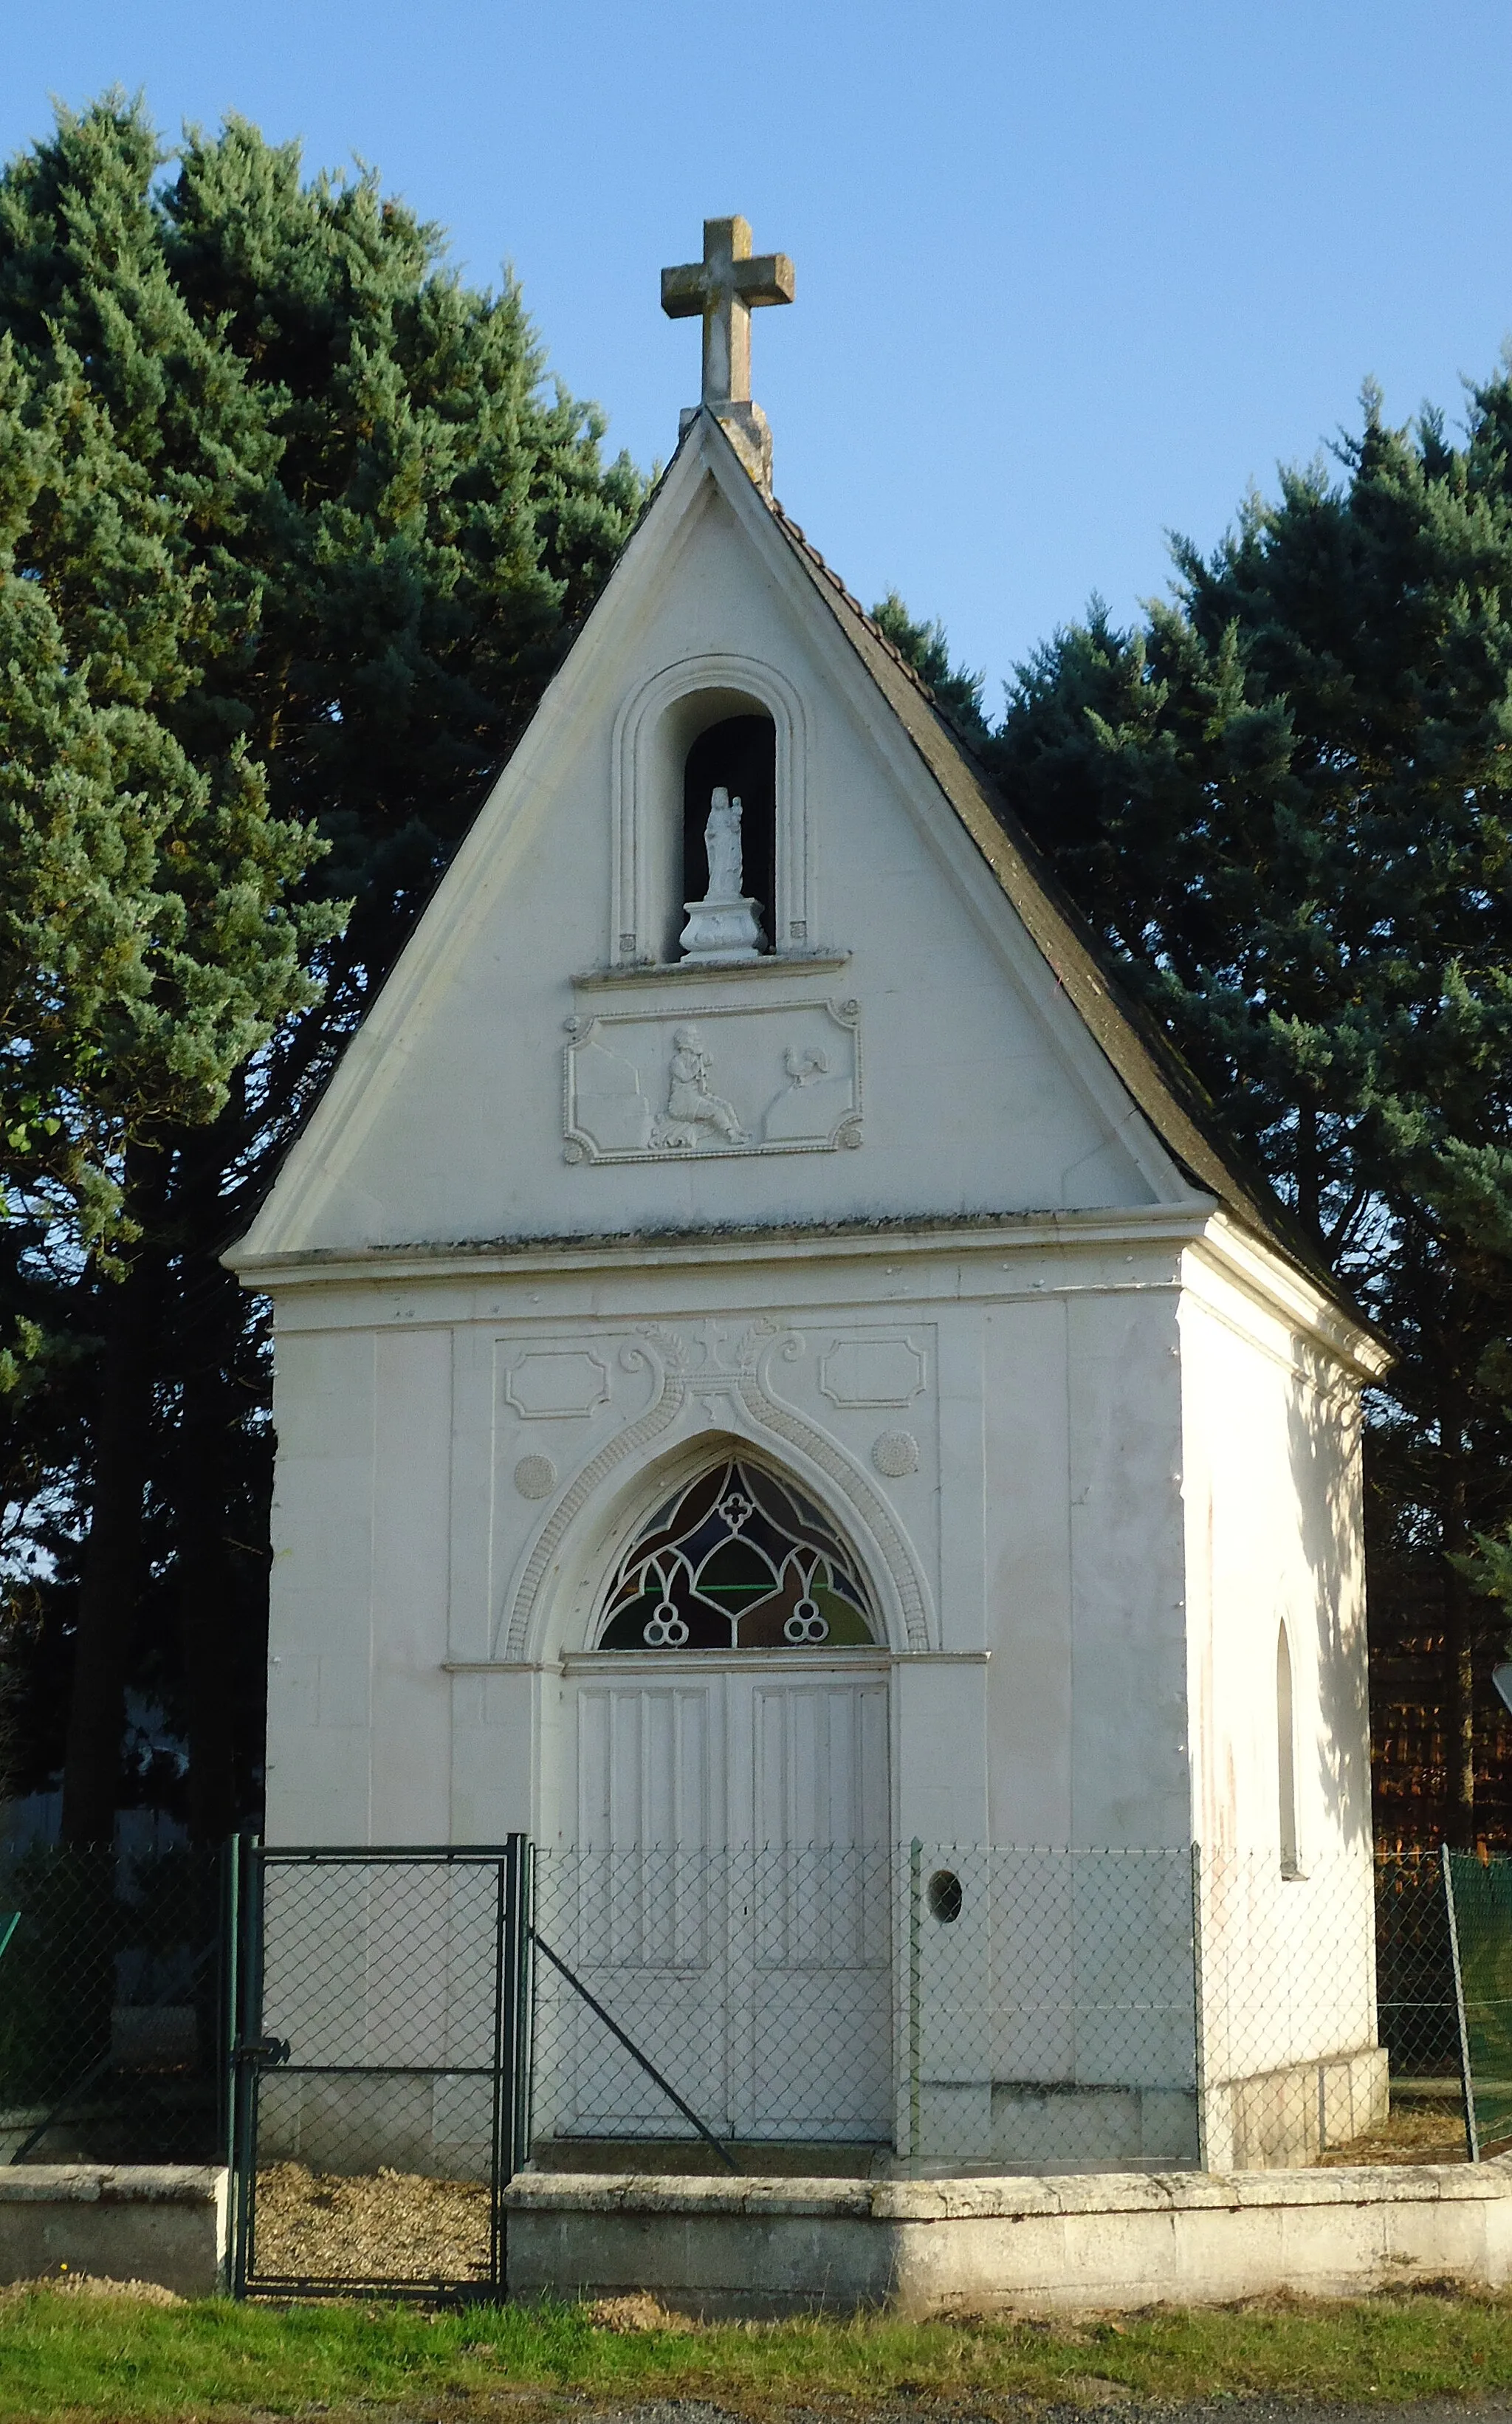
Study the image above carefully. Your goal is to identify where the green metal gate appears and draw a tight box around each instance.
[230,1840,531,2298]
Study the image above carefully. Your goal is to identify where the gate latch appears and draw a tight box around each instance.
[235,2036,291,2068]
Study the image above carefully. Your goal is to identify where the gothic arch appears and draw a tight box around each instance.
[499,1323,932,1660]
[610,653,811,964]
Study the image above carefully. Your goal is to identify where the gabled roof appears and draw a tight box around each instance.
[230,405,1372,1347]
[673,417,1347,1321]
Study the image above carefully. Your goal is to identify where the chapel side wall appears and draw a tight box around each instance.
[1178,1258,1376,2088]
[264,1312,453,1847]
[264,1323,375,1843]
[982,1277,1191,1849]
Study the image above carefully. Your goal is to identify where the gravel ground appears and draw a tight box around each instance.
[254,2161,492,2281]
[1318,2104,1468,2165]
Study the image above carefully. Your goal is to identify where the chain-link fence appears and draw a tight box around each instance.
[532,1844,1206,2172]
[901,1846,1202,2171]
[1444,1851,1512,2161]
[0,1830,1474,2295]
[1196,1850,1388,2166]
[525,1844,1464,2176]
[531,1846,894,2162]
[0,1844,228,2164]
[1377,1849,1462,2084]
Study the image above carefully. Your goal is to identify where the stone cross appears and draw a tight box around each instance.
[662,216,794,408]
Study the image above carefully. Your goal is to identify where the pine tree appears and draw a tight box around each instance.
[992,384,1512,1844]
[870,590,988,735]
[0,98,645,1841]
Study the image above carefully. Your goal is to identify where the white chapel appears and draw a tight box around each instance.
[230,219,1390,2173]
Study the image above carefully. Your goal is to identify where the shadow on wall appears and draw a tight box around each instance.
[1287,1363,1372,1854]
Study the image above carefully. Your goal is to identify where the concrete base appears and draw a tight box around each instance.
[1203,2044,1390,2169]
[0,2167,229,2298]
[907,2044,1386,2174]
[912,2082,1199,2171]
[504,2158,1512,2316]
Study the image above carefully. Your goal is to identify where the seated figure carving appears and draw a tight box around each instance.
[653,1023,747,1148]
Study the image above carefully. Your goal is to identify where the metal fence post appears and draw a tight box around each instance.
[514,1837,535,2183]
[1189,1840,1208,2171]
[907,1837,922,2166]
[229,1834,263,2298]
[219,1834,239,2179]
[491,1833,533,2296]
[1443,1842,1479,2162]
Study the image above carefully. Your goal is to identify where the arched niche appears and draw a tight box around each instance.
[683,713,776,950]
[611,655,811,967]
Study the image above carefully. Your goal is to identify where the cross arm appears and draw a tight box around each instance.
[661,264,710,319]
[733,253,795,308]
[660,254,795,318]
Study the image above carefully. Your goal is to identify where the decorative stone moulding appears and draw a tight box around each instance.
[678,892,767,964]
[563,998,862,1164]
[872,1432,920,1478]
[501,1319,933,1660]
[504,1351,611,1421]
[513,1455,558,1500]
[820,1336,927,1409]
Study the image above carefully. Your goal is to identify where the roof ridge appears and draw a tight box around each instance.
[769,496,944,709]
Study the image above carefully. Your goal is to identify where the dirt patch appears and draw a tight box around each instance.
[0,2271,182,2304]
[1318,2100,1468,2166]
[254,2160,491,2282]
[586,2295,697,2334]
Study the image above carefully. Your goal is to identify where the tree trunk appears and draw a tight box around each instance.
[59,1156,162,1846]
[175,1291,240,1844]
[1296,1093,1322,1243]
[172,1096,267,1842]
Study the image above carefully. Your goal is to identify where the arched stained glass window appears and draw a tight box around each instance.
[597,1458,879,1650]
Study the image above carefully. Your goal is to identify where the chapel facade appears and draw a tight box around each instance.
[230,221,1389,2173]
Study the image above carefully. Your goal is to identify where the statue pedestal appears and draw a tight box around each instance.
[678,896,767,964]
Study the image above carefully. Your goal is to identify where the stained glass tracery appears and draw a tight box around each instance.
[596,1458,878,1651]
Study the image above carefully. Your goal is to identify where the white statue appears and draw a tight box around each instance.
[679,784,766,964]
[702,786,743,900]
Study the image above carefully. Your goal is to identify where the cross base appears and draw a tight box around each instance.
[681,400,773,490]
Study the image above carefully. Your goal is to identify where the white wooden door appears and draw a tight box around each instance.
[550,1658,891,2143]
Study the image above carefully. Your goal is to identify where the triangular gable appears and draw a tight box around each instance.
[228,410,1353,1329]
[756,456,1339,1300]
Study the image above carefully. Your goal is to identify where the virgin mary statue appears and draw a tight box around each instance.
[702,786,743,900]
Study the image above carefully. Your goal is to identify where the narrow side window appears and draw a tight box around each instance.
[1276,1621,1301,1878]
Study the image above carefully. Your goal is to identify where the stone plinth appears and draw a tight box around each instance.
[0,2166,229,2298]
[678,895,766,963]
[504,2157,1512,2318]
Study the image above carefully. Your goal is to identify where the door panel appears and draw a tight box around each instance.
[575,1681,714,1855]
[739,1675,892,2135]
[557,1680,726,2133]
[552,1662,892,2143]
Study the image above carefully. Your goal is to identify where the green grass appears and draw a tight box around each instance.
[8,2289,1512,2419]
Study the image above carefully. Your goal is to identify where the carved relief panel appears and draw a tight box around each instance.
[563,998,861,1164]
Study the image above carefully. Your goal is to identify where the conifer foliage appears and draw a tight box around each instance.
[991,383,1512,1844]
[0,98,644,1841]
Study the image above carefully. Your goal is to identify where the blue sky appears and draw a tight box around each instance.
[6,1,1512,708]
